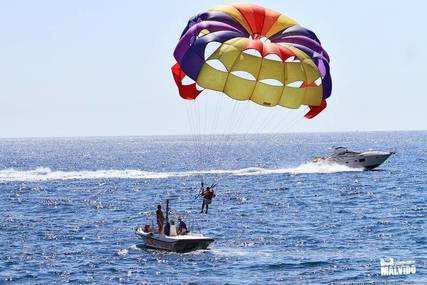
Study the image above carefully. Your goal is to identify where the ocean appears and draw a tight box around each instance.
[0,131,425,284]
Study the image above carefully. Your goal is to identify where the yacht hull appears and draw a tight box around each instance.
[313,147,394,170]
[325,153,393,170]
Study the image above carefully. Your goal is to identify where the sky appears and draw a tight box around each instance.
[0,0,426,138]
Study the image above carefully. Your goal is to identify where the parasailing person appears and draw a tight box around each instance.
[200,185,216,214]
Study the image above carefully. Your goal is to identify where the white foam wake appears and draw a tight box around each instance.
[234,162,363,176]
[0,162,362,182]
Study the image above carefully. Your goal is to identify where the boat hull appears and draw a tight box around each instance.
[136,230,214,253]
[325,153,393,170]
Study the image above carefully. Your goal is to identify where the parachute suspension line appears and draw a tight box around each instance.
[201,93,206,172]
[186,100,204,181]
[229,101,270,145]
[209,93,222,135]
[229,100,258,141]
[201,97,244,178]
[222,99,247,157]
[229,100,250,135]
[273,110,301,133]
[243,101,309,138]
[189,101,201,171]
[193,97,202,171]
[276,107,308,134]
[212,98,238,168]
[259,105,305,136]
[184,101,201,176]
[197,95,204,172]
[269,109,295,135]
[270,107,308,169]
[270,108,299,134]
[226,104,304,168]
[269,108,301,134]
[250,107,283,135]
[193,98,204,172]
[202,91,212,171]
[220,100,239,137]
[242,101,281,138]
[221,99,272,169]
[184,101,195,163]
[186,95,307,179]
[217,100,274,168]
[198,92,223,176]
[202,92,226,170]
[203,94,212,172]
[216,100,272,163]
[214,99,245,164]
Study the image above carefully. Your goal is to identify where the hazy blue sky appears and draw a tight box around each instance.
[1,1,426,137]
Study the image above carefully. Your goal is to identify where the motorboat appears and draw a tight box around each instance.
[135,228,214,252]
[312,147,394,170]
[135,199,214,252]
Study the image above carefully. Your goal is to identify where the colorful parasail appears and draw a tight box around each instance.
[171,3,332,119]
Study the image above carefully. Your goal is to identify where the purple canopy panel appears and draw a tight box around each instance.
[174,21,243,64]
[179,51,205,80]
[270,25,321,44]
[180,11,250,38]
[272,35,330,62]
[322,72,332,99]
[285,43,330,77]
[179,30,243,79]
[314,58,327,78]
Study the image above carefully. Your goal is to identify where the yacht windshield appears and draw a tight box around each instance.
[330,147,358,156]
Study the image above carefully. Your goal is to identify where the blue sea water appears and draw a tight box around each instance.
[0,131,425,284]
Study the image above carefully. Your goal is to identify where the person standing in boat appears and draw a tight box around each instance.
[201,187,215,214]
[156,205,164,234]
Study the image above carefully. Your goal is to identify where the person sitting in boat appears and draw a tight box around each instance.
[169,220,177,236]
[177,217,188,235]
[201,187,215,214]
[156,205,164,234]
[143,224,152,233]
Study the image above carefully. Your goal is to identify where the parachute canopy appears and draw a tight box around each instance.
[172,3,332,119]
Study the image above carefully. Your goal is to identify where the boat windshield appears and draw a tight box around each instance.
[329,147,358,156]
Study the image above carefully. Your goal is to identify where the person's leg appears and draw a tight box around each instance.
[201,200,205,213]
[205,203,208,214]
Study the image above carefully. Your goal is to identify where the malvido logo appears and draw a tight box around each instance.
[380,257,416,276]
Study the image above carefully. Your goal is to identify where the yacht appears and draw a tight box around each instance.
[312,147,394,170]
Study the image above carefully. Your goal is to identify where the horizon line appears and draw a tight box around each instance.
[0,129,426,140]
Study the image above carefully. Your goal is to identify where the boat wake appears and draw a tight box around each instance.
[210,248,273,258]
[0,162,362,182]
[230,162,362,176]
